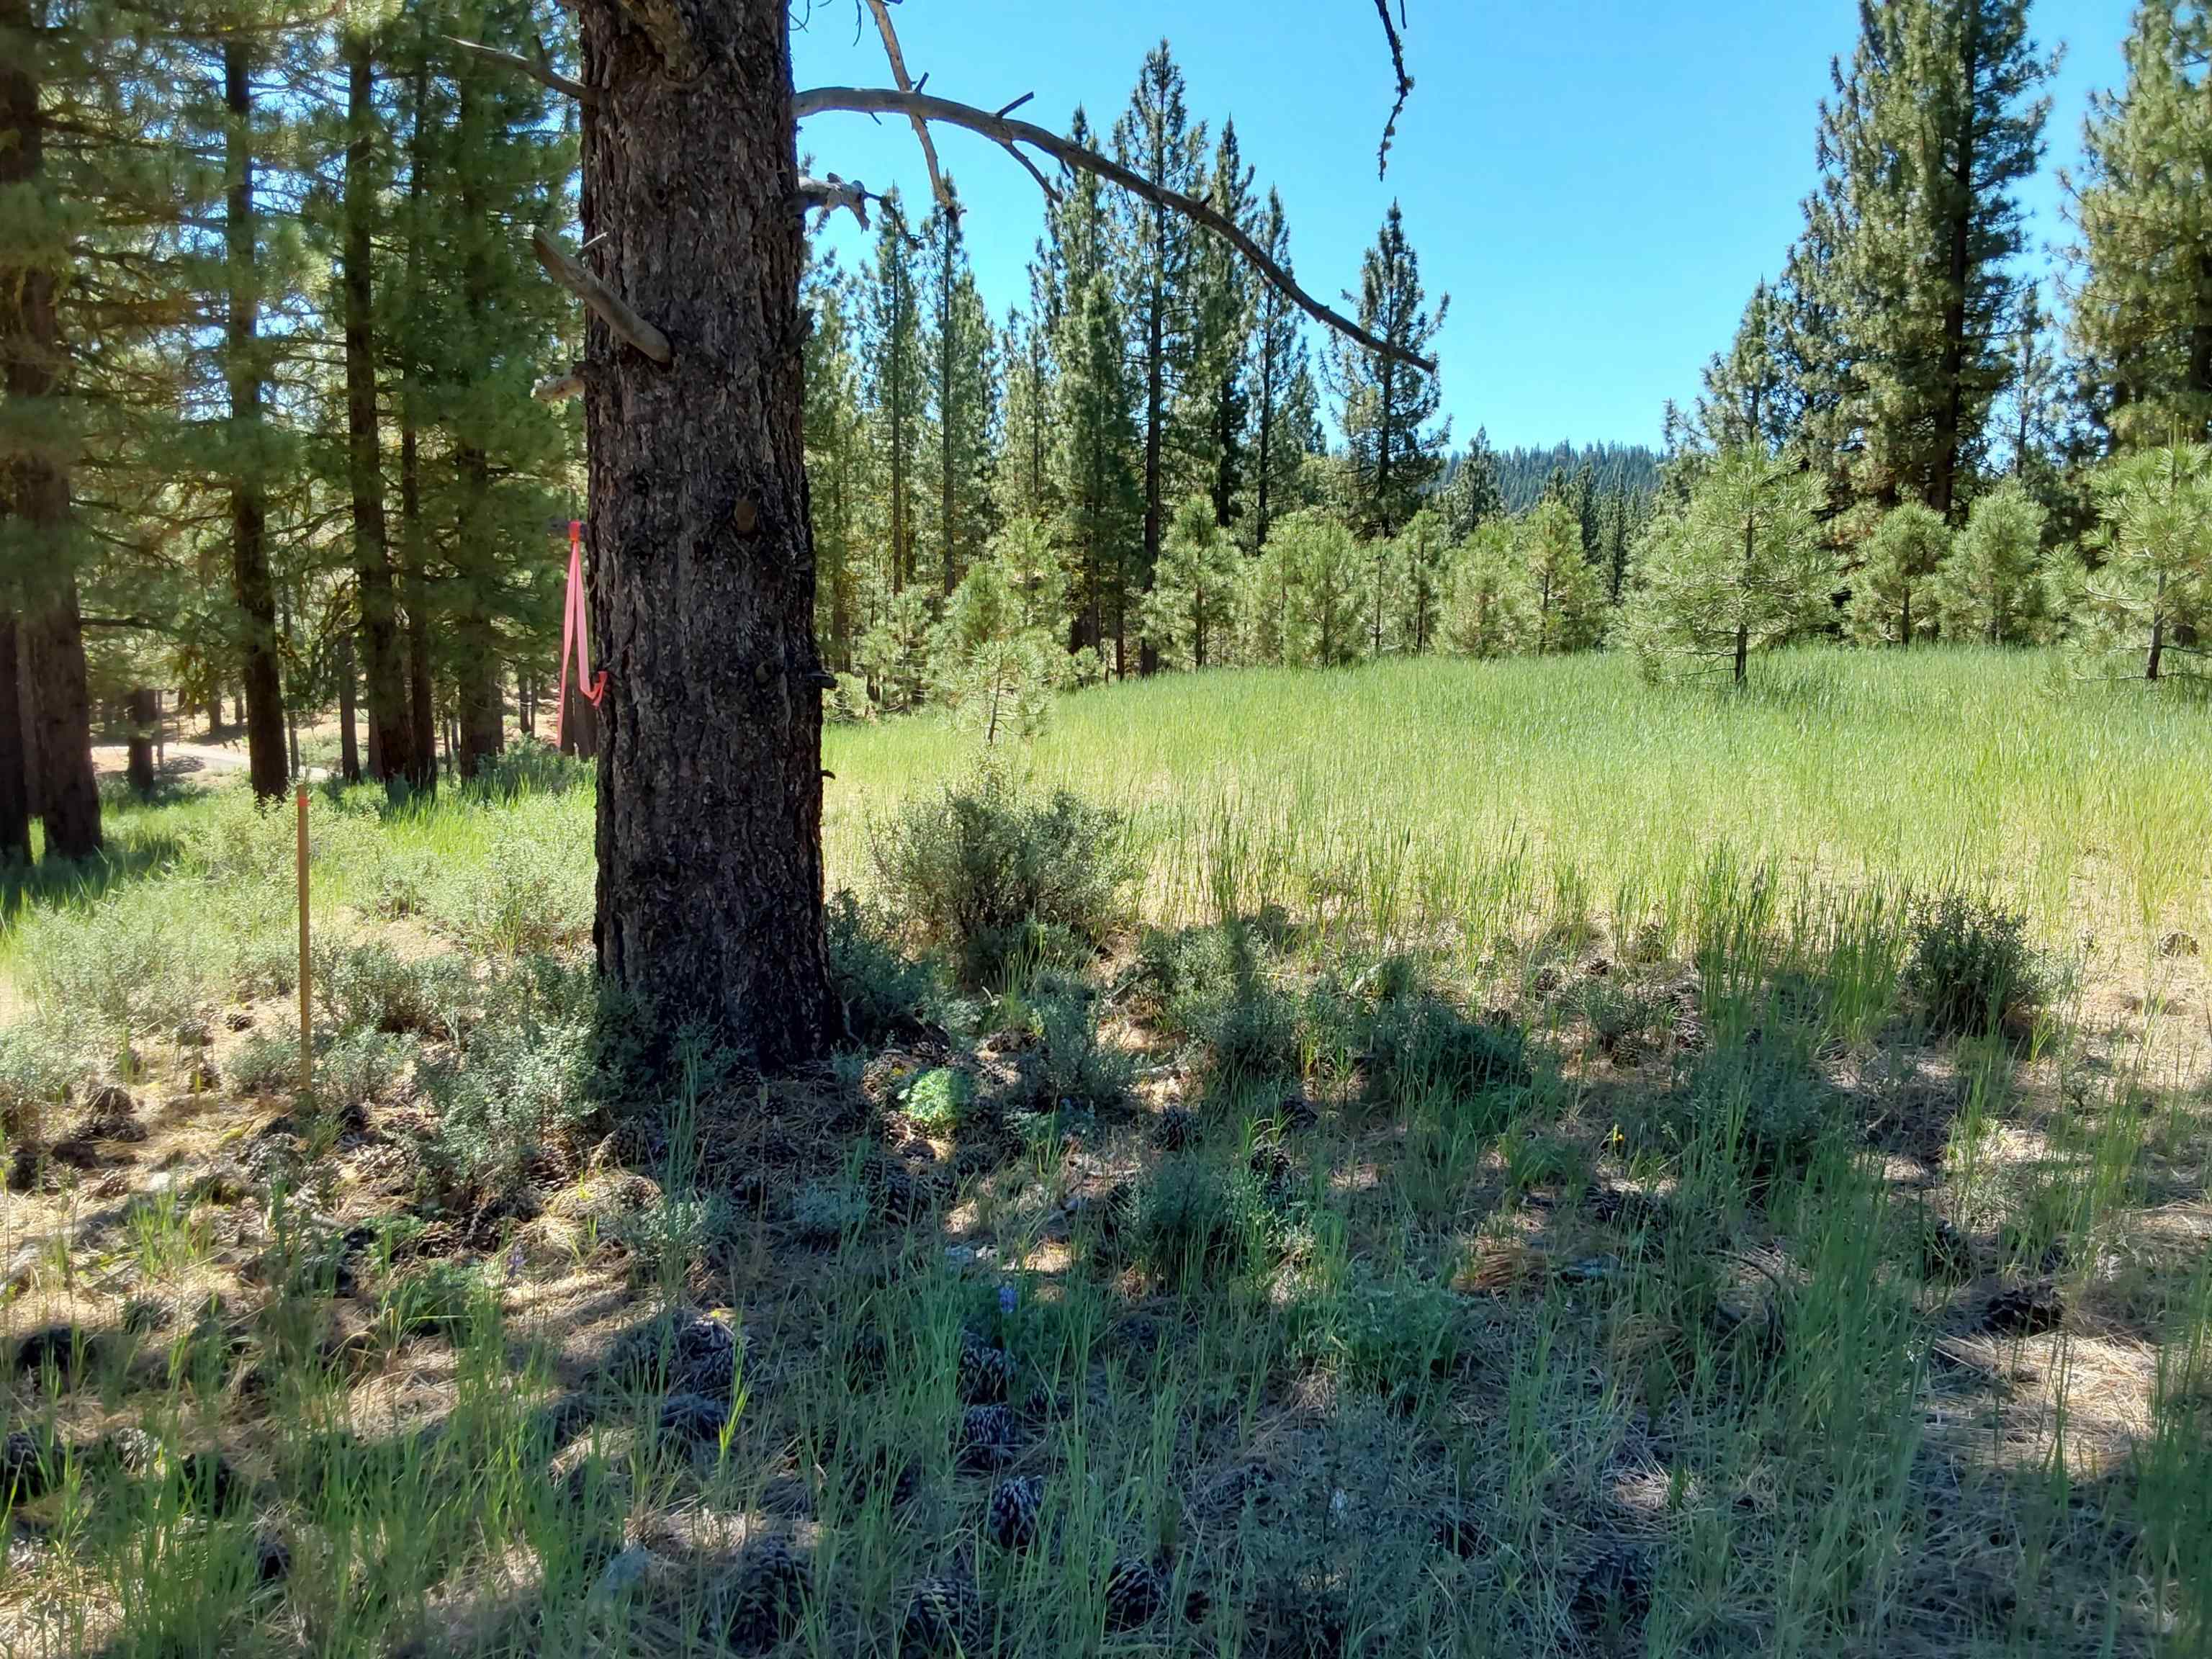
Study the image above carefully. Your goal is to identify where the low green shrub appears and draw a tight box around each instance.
[827,890,942,1043]
[1902,891,2043,1037]
[869,766,1135,988]
[1360,991,1529,1115]
[1139,923,1300,1094]
[1128,1156,1239,1289]
[413,961,600,1202]
[315,941,471,1039]
[1019,984,1135,1114]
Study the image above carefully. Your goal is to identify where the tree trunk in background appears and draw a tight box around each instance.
[397,40,438,793]
[0,614,27,860]
[225,40,287,800]
[559,675,598,758]
[578,0,833,1065]
[126,687,157,797]
[338,631,361,781]
[342,30,414,791]
[22,587,100,859]
[1,12,98,861]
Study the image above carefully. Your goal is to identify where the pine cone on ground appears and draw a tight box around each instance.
[1104,1555,1167,1631]
[721,1537,812,1654]
[956,1404,1015,1472]
[957,1333,1010,1403]
[901,1574,982,1654]
[985,1475,1043,1550]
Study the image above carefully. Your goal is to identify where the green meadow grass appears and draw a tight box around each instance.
[0,643,2207,1659]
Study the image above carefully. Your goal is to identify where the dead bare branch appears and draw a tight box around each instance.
[530,229,673,366]
[445,34,592,103]
[861,0,949,210]
[793,85,1435,372]
[533,369,585,402]
[1370,0,1413,180]
[798,172,875,229]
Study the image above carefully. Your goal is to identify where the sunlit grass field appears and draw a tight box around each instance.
[824,645,2211,950]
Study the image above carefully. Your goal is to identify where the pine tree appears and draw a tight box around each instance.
[1111,42,1205,671]
[1519,498,1606,654]
[1246,189,1308,549]
[1328,203,1447,536]
[921,181,995,595]
[1274,509,1361,666]
[1693,281,1796,454]
[0,0,100,858]
[863,192,925,593]
[2059,442,2212,680]
[1390,508,1451,653]
[1624,446,1833,684]
[1932,478,2049,642]
[2069,3,2212,446]
[1817,0,2054,518]
[1142,493,1238,669]
[1847,502,1951,645]
[1182,119,1254,531]
[995,280,1058,531]
[1439,428,1503,539]
[1445,521,1529,657]
[804,255,867,671]
[1051,109,1141,669]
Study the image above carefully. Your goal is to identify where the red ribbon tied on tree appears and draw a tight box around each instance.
[555,519,607,747]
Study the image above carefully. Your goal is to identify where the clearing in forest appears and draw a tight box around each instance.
[1,645,2208,1658]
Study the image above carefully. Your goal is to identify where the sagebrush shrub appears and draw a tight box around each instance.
[1020,984,1134,1112]
[315,941,471,1039]
[1902,891,2043,1037]
[1140,923,1300,1094]
[1128,1157,1240,1288]
[414,961,600,1200]
[826,890,942,1043]
[869,767,1135,988]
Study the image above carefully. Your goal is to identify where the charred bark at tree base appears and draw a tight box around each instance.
[577,0,834,1068]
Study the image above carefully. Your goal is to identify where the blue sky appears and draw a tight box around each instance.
[792,1,2129,453]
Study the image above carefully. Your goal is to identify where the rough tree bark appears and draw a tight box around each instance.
[0,614,26,860]
[399,36,439,792]
[343,30,415,789]
[225,40,289,800]
[577,0,835,1064]
[337,634,361,781]
[1,4,99,860]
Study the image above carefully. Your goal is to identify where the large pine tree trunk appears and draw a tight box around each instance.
[343,31,415,790]
[22,586,99,858]
[337,633,361,782]
[0,613,27,860]
[126,687,158,798]
[397,39,439,793]
[578,0,833,1066]
[225,40,288,800]
[1,14,99,860]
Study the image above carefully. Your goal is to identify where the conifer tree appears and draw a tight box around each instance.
[920,181,995,595]
[1143,493,1238,669]
[863,192,925,593]
[1182,119,1254,530]
[1817,0,2054,518]
[1440,428,1503,539]
[1445,521,1529,657]
[2068,3,2212,446]
[1390,508,1451,653]
[1932,477,2049,642]
[0,0,100,857]
[1624,446,1832,684]
[804,256,867,671]
[1112,42,1206,670]
[1329,203,1447,536]
[1847,501,1951,645]
[2058,443,2212,680]
[1274,509,1361,666]
[1519,498,1606,654]
[1246,189,1309,548]
[995,283,1058,531]
[1694,281,1796,454]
